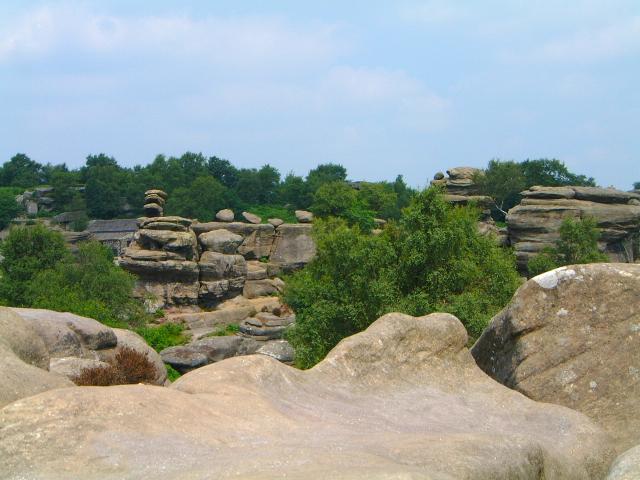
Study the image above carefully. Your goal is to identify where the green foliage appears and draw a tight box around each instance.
[27,241,146,328]
[311,181,375,230]
[0,154,45,188]
[521,159,595,187]
[358,182,399,219]
[165,363,181,382]
[135,323,188,352]
[527,217,608,276]
[84,154,124,219]
[0,225,69,306]
[306,163,347,194]
[285,187,521,368]
[0,189,20,229]
[279,172,311,208]
[207,323,240,337]
[165,175,229,221]
[634,181,640,190]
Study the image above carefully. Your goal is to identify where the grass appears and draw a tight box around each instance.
[206,323,240,337]
[135,323,189,352]
[165,363,181,382]
[244,205,297,224]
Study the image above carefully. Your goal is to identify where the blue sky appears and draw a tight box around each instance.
[1,1,638,188]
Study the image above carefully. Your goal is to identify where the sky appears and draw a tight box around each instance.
[0,1,638,189]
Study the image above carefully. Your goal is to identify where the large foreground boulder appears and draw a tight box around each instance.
[0,312,613,479]
[472,263,640,453]
[607,445,640,479]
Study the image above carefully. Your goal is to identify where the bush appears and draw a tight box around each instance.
[243,205,297,223]
[72,346,158,386]
[207,323,240,337]
[27,241,146,328]
[0,224,69,306]
[285,187,521,368]
[0,189,21,229]
[527,217,608,276]
[311,182,375,230]
[135,323,188,352]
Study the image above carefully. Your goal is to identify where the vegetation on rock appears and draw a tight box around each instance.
[72,346,158,386]
[527,217,608,276]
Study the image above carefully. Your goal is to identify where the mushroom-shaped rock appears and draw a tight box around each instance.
[143,203,163,217]
[295,209,313,223]
[216,209,234,222]
[268,218,283,227]
[144,189,167,200]
[0,312,614,478]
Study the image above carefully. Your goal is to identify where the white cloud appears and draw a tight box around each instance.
[0,5,345,66]
[540,16,640,62]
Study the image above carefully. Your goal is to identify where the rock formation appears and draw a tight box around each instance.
[143,189,167,217]
[507,186,640,270]
[0,312,613,478]
[607,445,640,479]
[472,263,640,453]
[0,307,166,408]
[120,189,316,309]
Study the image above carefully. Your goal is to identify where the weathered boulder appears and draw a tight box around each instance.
[49,357,111,380]
[238,312,294,339]
[243,278,279,299]
[268,217,283,227]
[242,211,261,224]
[237,224,275,259]
[143,202,163,217]
[269,223,316,272]
[472,263,640,453]
[508,186,640,270]
[0,312,613,478]
[0,308,73,408]
[246,260,268,280]
[137,229,198,258]
[256,339,294,363]
[431,167,483,196]
[161,336,262,373]
[198,229,243,254]
[606,445,640,480]
[215,208,234,222]
[295,209,313,223]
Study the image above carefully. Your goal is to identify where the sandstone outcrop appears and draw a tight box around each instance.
[507,186,640,270]
[0,312,613,478]
[607,445,640,479]
[0,307,166,408]
[143,189,167,217]
[295,209,313,223]
[270,223,316,272]
[472,263,640,453]
[215,208,234,222]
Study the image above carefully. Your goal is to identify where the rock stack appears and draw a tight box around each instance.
[143,189,167,217]
[507,186,640,270]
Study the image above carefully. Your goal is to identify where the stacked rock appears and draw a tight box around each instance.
[239,312,295,341]
[143,189,167,217]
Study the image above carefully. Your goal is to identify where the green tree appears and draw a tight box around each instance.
[279,172,311,208]
[165,175,229,221]
[284,219,398,368]
[358,182,398,219]
[527,217,608,276]
[474,160,526,216]
[0,225,69,306]
[311,181,375,229]
[521,159,595,187]
[28,241,146,328]
[0,154,45,188]
[306,163,348,193]
[84,154,124,219]
[285,186,521,368]
[208,157,239,189]
[50,169,81,211]
[0,189,20,229]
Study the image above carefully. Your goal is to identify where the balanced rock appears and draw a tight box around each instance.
[268,217,283,227]
[216,209,234,222]
[143,202,163,217]
[0,312,613,478]
[472,263,640,453]
[242,211,261,224]
[295,209,313,223]
[199,229,243,254]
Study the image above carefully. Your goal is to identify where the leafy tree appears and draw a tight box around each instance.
[306,163,347,193]
[0,224,69,306]
[50,169,81,211]
[28,241,147,328]
[208,157,239,189]
[634,181,640,190]
[285,186,521,368]
[0,189,20,229]
[83,154,125,219]
[165,175,229,221]
[311,181,375,229]
[393,174,415,213]
[521,159,595,187]
[0,154,45,188]
[284,219,398,368]
[279,172,311,208]
[473,160,526,216]
[358,182,398,219]
[256,164,281,204]
[527,217,608,276]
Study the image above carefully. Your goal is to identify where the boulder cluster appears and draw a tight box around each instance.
[119,189,315,310]
[1,263,640,477]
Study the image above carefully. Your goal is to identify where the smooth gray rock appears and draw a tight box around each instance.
[242,211,261,224]
[198,229,243,254]
[295,209,313,223]
[216,209,235,222]
[606,445,640,479]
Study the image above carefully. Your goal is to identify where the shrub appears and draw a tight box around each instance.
[527,217,608,276]
[28,241,146,328]
[311,182,375,230]
[242,205,297,223]
[165,364,181,382]
[0,224,69,306]
[207,323,240,337]
[135,323,188,352]
[285,187,521,368]
[0,189,21,229]
[72,346,158,386]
